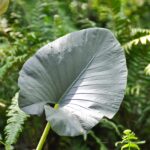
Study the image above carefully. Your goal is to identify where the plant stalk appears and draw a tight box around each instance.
[36,104,59,150]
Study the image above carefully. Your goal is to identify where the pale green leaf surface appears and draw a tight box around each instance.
[18,28,127,136]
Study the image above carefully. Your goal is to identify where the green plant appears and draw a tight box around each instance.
[18,28,127,149]
[4,93,29,150]
[115,129,145,150]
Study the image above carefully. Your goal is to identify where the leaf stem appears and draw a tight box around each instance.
[0,140,5,146]
[36,122,51,150]
[36,104,59,150]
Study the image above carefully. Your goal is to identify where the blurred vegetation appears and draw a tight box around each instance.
[0,0,150,149]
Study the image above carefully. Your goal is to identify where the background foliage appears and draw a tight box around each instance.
[0,0,150,149]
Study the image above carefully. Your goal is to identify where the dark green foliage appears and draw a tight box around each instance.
[0,0,150,149]
[66,139,90,150]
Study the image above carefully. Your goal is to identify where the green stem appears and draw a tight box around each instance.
[36,104,59,150]
[36,122,51,150]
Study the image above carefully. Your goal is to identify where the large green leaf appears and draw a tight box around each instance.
[18,28,127,136]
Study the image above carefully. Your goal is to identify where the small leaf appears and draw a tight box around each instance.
[130,143,140,150]
[121,144,129,150]
[123,129,131,135]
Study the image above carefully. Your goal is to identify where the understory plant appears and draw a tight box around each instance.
[17,28,127,149]
[116,129,145,150]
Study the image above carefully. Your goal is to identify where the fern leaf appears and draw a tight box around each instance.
[123,35,150,53]
[110,0,121,14]
[4,93,29,149]
[105,0,132,44]
[124,34,150,126]
[126,84,141,96]
[144,64,150,76]
[0,54,27,80]
[131,28,150,36]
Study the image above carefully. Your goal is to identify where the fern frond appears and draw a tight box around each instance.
[0,54,27,80]
[131,28,150,36]
[126,84,141,96]
[102,0,132,44]
[144,64,150,76]
[123,38,150,126]
[123,35,150,53]
[109,0,121,15]
[4,93,29,149]
[0,99,7,108]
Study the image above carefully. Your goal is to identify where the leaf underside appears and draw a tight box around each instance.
[18,28,127,136]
